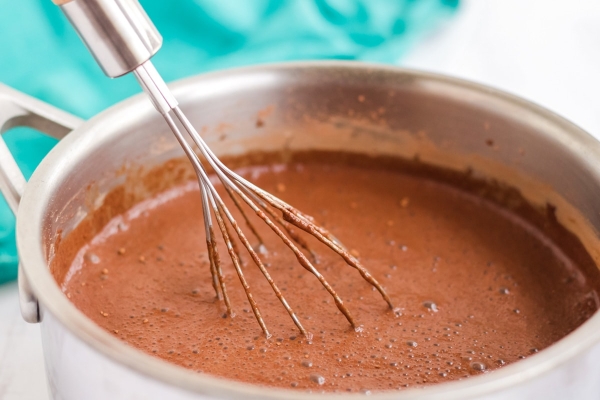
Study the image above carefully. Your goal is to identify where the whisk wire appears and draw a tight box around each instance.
[174,107,360,326]
[171,108,390,304]
[200,182,222,300]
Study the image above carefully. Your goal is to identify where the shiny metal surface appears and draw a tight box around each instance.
[60,0,162,77]
[3,62,600,399]
[0,137,25,214]
[0,83,82,214]
[134,60,178,114]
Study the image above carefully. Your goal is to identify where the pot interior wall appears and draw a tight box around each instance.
[41,64,600,279]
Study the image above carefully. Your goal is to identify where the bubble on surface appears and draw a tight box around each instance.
[310,374,325,385]
[423,301,438,312]
[85,252,101,264]
[471,362,486,371]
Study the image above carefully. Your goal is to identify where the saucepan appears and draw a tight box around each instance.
[1,62,600,399]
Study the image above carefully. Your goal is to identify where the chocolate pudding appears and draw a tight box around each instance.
[56,152,600,392]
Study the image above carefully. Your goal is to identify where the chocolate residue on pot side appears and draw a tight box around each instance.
[52,151,600,392]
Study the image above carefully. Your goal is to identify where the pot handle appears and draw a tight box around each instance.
[0,83,84,323]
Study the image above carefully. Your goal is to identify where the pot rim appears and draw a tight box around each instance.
[17,60,600,399]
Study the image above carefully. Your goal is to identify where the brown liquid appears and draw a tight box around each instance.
[60,154,600,392]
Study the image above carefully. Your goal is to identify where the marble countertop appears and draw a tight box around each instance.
[2,0,600,398]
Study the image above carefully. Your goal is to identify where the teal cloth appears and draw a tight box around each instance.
[0,0,459,283]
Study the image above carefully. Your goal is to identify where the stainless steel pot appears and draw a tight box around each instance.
[2,62,600,399]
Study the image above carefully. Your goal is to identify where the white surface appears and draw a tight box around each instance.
[403,0,600,140]
[2,0,600,398]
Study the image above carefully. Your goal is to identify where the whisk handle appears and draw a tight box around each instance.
[54,0,162,78]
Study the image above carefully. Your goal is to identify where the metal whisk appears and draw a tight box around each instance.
[55,0,393,338]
